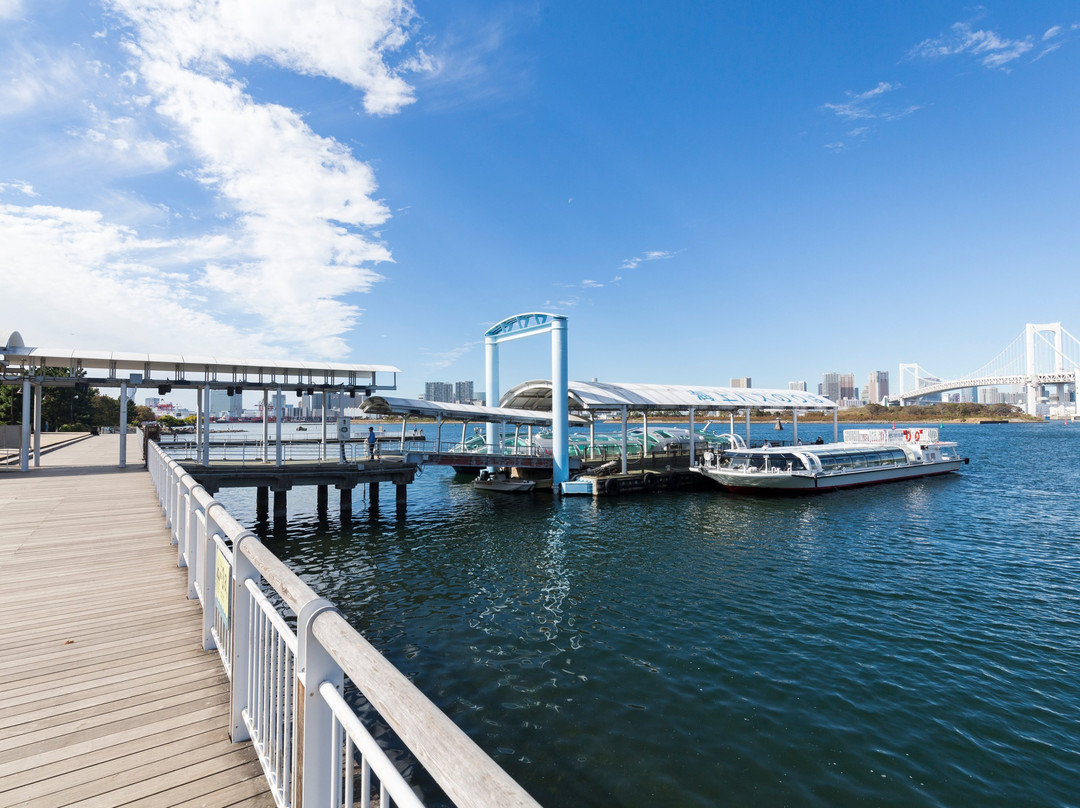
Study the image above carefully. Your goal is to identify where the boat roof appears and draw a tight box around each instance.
[361,395,587,426]
[1,331,399,391]
[501,379,838,412]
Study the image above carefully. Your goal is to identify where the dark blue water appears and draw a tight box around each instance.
[214,423,1080,807]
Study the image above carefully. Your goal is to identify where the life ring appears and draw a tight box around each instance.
[605,478,621,495]
[912,429,923,442]
[902,429,912,441]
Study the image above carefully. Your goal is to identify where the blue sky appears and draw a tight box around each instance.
[1,1,1078,400]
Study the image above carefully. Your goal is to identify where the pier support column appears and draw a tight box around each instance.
[339,487,352,517]
[317,485,328,515]
[369,481,379,505]
[20,378,30,471]
[273,490,287,521]
[33,383,42,467]
[396,483,407,508]
[256,487,269,519]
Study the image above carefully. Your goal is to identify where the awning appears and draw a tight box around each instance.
[361,395,587,426]
[1,331,398,390]
[500,379,838,412]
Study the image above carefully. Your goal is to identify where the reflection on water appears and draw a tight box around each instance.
[214,423,1080,808]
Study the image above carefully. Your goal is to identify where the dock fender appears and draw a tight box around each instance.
[606,478,621,495]
[964,457,970,464]
[644,473,658,491]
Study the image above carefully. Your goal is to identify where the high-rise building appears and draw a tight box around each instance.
[788,381,807,392]
[866,371,889,405]
[425,381,454,403]
[454,380,475,404]
[820,372,841,401]
[730,377,751,388]
[840,373,856,401]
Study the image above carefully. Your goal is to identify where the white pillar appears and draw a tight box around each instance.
[20,378,30,471]
[435,414,442,452]
[119,380,128,468]
[202,384,211,466]
[745,408,751,443]
[688,407,696,466]
[320,392,327,461]
[32,383,42,467]
[833,408,839,442]
[262,389,269,462]
[793,410,799,444]
[620,406,628,474]
[485,336,499,458]
[275,385,283,467]
[551,316,569,486]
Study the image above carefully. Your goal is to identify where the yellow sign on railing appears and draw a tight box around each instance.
[215,547,231,626]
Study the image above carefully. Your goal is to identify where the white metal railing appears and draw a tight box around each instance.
[148,441,541,808]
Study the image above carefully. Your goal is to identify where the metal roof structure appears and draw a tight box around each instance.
[500,379,839,412]
[1,331,399,392]
[361,395,586,426]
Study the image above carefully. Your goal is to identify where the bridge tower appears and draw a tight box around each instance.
[1025,322,1066,415]
[897,363,941,404]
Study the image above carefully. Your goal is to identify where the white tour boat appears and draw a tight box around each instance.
[472,468,537,494]
[693,428,968,493]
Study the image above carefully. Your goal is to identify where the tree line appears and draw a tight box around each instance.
[0,367,155,431]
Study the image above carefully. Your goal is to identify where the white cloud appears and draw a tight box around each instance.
[621,250,672,270]
[822,81,911,121]
[109,0,426,115]
[0,203,273,356]
[0,0,433,358]
[1043,26,1063,40]
[0,180,36,196]
[0,0,22,21]
[423,340,480,370]
[0,46,88,117]
[907,22,1035,69]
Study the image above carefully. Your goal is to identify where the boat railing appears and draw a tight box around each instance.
[147,442,542,808]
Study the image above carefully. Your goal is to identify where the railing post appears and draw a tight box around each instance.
[201,505,222,651]
[295,598,344,808]
[185,490,205,600]
[230,531,259,743]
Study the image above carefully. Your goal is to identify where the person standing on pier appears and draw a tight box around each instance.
[367,426,377,459]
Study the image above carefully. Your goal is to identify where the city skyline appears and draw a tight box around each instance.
[2,3,1078,396]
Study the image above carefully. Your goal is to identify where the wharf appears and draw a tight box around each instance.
[0,434,274,807]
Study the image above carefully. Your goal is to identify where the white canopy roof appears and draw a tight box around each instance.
[1,332,398,390]
[501,379,838,412]
[361,395,586,426]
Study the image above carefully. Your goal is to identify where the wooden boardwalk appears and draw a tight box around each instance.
[0,434,274,808]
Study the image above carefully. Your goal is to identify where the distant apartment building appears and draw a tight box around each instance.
[424,380,476,404]
[866,371,889,405]
[979,387,1003,405]
[209,389,244,418]
[425,382,454,403]
[455,380,475,404]
[820,372,857,404]
[788,381,807,392]
[729,377,751,388]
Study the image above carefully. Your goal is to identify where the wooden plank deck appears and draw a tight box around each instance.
[0,434,275,808]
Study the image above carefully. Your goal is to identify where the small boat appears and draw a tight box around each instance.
[693,427,968,494]
[472,468,536,493]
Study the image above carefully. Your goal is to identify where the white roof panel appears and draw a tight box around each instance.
[501,379,838,411]
[362,396,586,426]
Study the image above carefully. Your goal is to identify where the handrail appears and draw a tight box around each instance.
[313,613,541,808]
[146,440,542,808]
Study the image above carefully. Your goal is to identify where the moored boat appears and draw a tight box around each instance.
[472,468,536,494]
[693,428,968,493]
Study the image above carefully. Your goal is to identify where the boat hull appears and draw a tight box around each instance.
[694,459,965,494]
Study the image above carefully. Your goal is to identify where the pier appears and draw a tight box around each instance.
[0,433,274,806]
[1,433,542,808]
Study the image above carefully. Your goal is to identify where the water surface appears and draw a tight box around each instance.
[215,422,1080,807]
